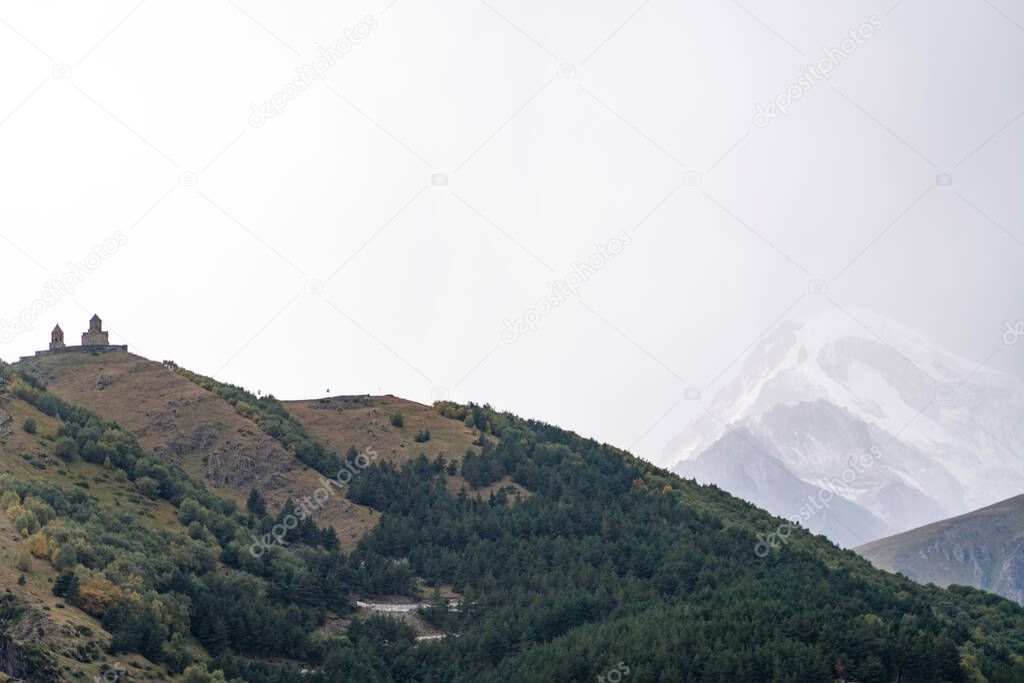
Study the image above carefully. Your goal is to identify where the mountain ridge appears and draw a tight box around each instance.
[4,347,1024,680]
[670,309,1024,542]
[857,492,1024,604]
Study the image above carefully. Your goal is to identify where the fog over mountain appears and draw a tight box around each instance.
[670,308,1024,546]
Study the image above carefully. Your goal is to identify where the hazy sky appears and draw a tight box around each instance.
[1,0,1023,468]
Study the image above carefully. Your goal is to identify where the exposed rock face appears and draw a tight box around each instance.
[0,633,31,680]
[0,598,59,682]
[993,542,1024,604]
[857,493,1024,604]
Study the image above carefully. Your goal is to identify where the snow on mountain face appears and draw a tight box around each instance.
[669,309,1024,543]
[675,426,895,547]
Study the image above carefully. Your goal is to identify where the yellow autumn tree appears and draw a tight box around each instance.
[7,503,38,536]
[28,531,49,558]
[75,575,124,617]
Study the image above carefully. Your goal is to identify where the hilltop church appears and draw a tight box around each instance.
[28,314,127,358]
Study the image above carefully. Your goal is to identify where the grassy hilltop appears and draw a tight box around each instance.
[1,350,1024,681]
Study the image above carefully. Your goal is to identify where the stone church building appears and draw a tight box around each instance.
[81,314,110,347]
[27,314,126,359]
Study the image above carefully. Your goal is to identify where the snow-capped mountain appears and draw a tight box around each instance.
[670,308,1024,546]
[685,425,894,547]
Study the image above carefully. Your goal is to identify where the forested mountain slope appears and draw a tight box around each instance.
[3,353,1024,681]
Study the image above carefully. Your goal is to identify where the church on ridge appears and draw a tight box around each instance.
[29,314,127,358]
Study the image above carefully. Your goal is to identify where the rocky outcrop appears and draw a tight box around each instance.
[858,493,1024,604]
[0,597,58,682]
[0,633,31,680]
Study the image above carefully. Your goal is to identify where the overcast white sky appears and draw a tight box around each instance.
[1,0,1023,468]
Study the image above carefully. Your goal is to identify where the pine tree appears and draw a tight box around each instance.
[246,488,267,517]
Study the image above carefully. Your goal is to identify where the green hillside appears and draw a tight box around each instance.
[3,355,1024,681]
